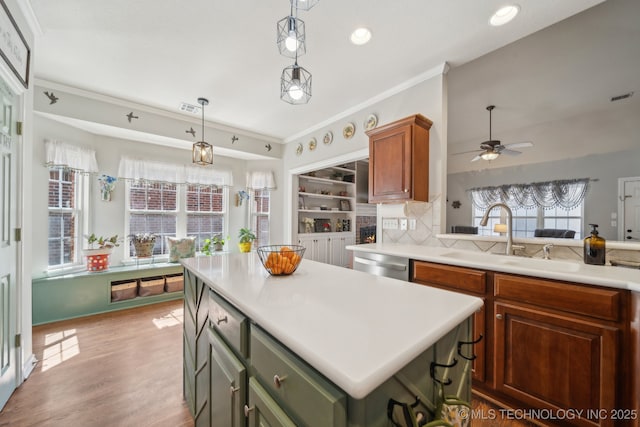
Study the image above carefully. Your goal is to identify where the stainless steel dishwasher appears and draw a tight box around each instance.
[353,251,409,281]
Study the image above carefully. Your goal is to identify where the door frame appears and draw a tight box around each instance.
[617,176,640,241]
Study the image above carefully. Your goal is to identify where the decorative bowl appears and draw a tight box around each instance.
[257,245,306,276]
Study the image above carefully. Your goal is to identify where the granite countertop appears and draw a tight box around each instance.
[347,243,640,293]
[181,253,482,399]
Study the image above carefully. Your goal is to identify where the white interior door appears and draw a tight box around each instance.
[0,78,18,410]
[619,178,640,242]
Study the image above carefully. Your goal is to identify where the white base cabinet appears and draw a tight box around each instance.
[298,233,355,267]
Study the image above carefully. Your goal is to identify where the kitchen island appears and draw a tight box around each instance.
[181,253,483,427]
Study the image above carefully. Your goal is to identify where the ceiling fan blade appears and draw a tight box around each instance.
[452,149,482,156]
[504,141,533,149]
[501,148,522,156]
[471,154,482,162]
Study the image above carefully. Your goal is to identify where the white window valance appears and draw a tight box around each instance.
[117,157,233,187]
[246,170,276,190]
[469,178,590,210]
[44,139,99,173]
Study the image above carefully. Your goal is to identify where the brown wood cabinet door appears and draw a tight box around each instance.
[494,302,619,427]
[369,123,413,202]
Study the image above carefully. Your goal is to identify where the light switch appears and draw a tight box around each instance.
[409,218,417,230]
[382,218,399,229]
[400,218,408,230]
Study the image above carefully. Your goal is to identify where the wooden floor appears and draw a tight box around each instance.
[0,300,193,427]
[0,299,533,427]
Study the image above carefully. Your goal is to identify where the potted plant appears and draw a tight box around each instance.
[237,228,256,253]
[129,233,156,258]
[83,233,121,272]
[202,234,229,255]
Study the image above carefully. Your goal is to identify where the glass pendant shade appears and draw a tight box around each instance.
[281,64,312,104]
[290,0,319,11]
[277,16,306,58]
[480,151,500,161]
[192,97,213,165]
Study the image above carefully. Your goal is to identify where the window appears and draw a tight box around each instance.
[473,203,583,239]
[48,168,86,268]
[126,181,228,257]
[128,181,177,256]
[250,189,270,247]
[186,185,225,251]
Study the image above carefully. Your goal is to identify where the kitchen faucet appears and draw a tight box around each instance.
[479,202,518,256]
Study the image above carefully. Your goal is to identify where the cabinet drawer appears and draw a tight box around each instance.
[209,290,249,358]
[250,325,347,427]
[412,261,486,294]
[494,273,625,322]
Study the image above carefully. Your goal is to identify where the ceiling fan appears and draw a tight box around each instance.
[455,105,533,162]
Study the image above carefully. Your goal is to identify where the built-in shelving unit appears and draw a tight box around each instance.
[295,163,357,267]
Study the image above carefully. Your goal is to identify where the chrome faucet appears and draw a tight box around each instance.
[479,202,515,256]
[542,243,554,260]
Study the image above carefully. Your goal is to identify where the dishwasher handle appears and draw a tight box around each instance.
[353,256,407,271]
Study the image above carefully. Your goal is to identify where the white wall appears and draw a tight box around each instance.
[32,114,284,276]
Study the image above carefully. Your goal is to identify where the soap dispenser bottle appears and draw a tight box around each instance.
[584,224,606,265]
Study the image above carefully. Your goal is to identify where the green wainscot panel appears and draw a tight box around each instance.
[32,263,184,325]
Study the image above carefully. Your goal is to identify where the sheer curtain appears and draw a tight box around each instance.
[45,139,99,173]
[117,156,233,186]
[246,170,276,190]
[469,178,590,210]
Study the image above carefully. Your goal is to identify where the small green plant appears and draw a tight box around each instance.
[238,228,257,243]
[202,234,229,255]
[86,233,121,249]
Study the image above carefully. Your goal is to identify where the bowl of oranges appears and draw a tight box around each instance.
[257,245,306,276]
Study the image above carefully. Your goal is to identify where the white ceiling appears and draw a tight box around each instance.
[31,0,605,143]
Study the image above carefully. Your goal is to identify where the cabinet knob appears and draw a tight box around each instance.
[404,188,409,193]
[230,385,239,396]
[496,314,503,320]
[244,405,254,417]
[216,315,228,325]
[273,374,287,388]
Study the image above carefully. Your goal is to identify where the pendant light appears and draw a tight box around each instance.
[290,0,319,11]
[277,4,306,59]
[192,97,213,165]
[281,62,312,104]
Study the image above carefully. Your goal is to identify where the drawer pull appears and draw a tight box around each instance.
[244,404,254,417]
[230,385,239,396]
[273,374,287,388]
[496,314,503,320]
[404,188,408,193]
[216,315,228,325]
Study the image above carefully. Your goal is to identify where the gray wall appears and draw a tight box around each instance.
[447,148,640,240]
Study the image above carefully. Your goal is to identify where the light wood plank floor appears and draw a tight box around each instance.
[0,300,193,427]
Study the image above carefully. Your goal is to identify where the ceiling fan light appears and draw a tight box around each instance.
[480,151,500,161]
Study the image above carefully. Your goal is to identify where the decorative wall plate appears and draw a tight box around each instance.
[296,143,303,156]
[343,122,355,139]
[323,131,333,145]
[308,137,317,151]
[364,114,378,130]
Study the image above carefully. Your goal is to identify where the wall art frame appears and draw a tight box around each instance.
[0,0,30,88]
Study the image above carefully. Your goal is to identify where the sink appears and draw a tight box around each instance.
[439,250,581,273]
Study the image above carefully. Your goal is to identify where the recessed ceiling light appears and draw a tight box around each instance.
[350,27,372,45]
[490,5,520,26]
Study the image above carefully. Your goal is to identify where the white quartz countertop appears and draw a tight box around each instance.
[347,243,640,293]
[181,253,482,399]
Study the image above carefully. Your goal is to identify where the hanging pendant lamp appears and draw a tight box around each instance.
[192,97,213,165]
[290,0,319,11]
[281,62,312,104]
[277,13,306,58]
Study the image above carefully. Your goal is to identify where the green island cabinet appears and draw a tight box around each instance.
[32,263,183,325]
[183,268,475,427]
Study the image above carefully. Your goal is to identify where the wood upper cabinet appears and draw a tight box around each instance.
[366,114,432,203]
